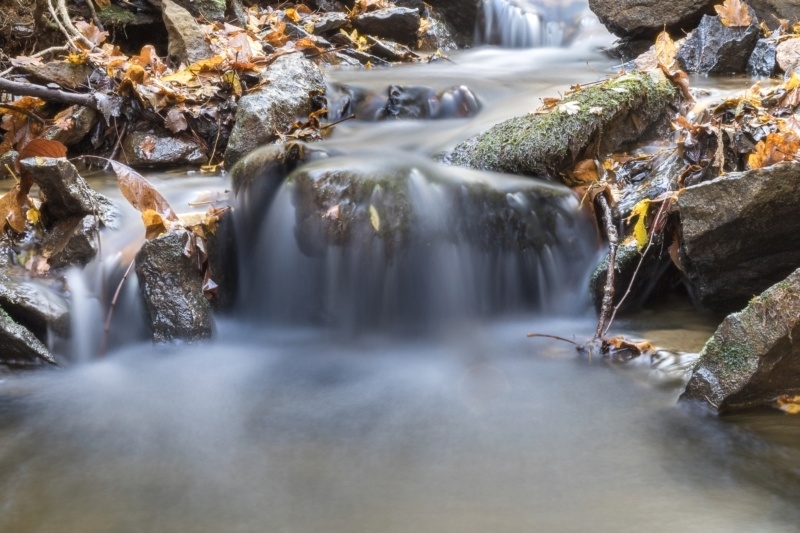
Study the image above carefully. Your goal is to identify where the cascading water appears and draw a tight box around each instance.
[478,0,599,48]
[236,153,598,330]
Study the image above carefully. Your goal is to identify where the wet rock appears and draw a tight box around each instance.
[19,157,119,228]
[0,306,56,367]
[589,0,715,39]
[18,61,95,91]
[338,48,390,67]
[676,162,800,313]
[676,9,760,75]
[204,208,237,311]
[446,71,678,180]
[748,0,800,28]
[776,37,800,74]
[310,12,349,35]
[748,38,779,77]
[135,229,214,343]
[328,84,481,122]
[589,239,676,313]
[0,151,18,180]
[122,129,207,168]
[418,8,458,51]
[425,0,482,47]
[42,106,97,147]
[681,267,800,412]
[224,54,324,170]
[40,215,99,270]
[353,8,420,46]
[395,0,425,11]
[162,0,213,66]
[368,37,417,62]
[0,268,70,338]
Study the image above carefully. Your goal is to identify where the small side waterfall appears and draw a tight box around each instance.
[478,0,597,48]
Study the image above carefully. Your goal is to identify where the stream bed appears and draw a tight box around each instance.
[2,8,800,532]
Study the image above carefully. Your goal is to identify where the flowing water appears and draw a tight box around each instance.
[3,2,800,532]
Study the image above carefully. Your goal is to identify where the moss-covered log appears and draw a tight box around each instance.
[446,70,679,181]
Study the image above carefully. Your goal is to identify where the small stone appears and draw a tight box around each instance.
[311,12,349,35]
[353,7,421,46]
[162,0,214,66]
[135,229,214,343]
[121,129,208,168]
[40,215,99,270]
[0,268,70,338]
[776,37,800,74]
[18,61,95,91]
[43,106,97,147]
[676,9,760,75]
[0,306,55,367]
[748,38,779,77]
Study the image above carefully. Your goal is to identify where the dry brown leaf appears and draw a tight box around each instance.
[141,137,156,159]
[165,108,188,133]
[775,395,800,414]
[18,138,68,160]
[654,31,677,70]
[0,184,30,233]
[714,0,752,27]
[75,20,109,46]
[142,209,168,240]
[572,159,599,183]
[109,161,179,221]
[748,132,800,169]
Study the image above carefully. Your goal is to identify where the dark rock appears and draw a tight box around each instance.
[418,8,458,51]
[224,54,324,170]
[425,0,482,47]
[18,61,95,91]
[0,151,18,180]
[589,0,715,39]
[749,0,800,29]
[748,38,779,77]
[395,0,425,11]
[353,7,420,46]
[368,37,417,62]
[0,306,56,367]
[121,129,208,168]
[19,157,119,228]
[162,0,213,65]
[681,267,800,412]
[776,37,800,74]
[676,162,800,313]
[0,268,71,338]
[43,106,97,147]
[338,48,390,67]
[446,71,678,181]
[40,215,99,269]
[205,208,237,311]
[676,9,760,75]
[135,229,214,343]
[310,12,349,35]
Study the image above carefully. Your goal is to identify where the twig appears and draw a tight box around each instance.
[0,76,100,110]
[85,0,104,32]
[593,191,618,341]
[0,45,69,77]
[0,103,46,124]
[105,121,127,170]
[52,0,99,51]
[98,259,135,358]
[526,333,580,346]
[321,113,355,129]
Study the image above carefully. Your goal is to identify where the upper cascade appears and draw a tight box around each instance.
[478,0,597,48]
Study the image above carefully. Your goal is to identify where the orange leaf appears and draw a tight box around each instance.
[18,138,68,160]
[654,31,677,71]
[714,0,752,27]
[109,161,179,221]
[0,183,30,233]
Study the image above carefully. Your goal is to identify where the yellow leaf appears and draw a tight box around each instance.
[369,204,380,232]
[142,209,168,240]
[26,206,40,225]
[714,0,752,27]
[285,8,300,23]
[654,31,677,71]
[626,200,651,251]
[776,395,800,414]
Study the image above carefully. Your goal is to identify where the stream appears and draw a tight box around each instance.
[3,2,800,531]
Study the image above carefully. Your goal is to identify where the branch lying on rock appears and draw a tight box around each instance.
[0,77,114,116]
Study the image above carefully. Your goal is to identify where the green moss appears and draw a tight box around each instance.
[705,337,752,372]
[98,5,152,25]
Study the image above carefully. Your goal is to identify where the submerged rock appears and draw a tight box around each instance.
[353,7,420,46]
[589,0,714,39]
[681,267,800,412]
[19,157,119,228]
[676,162,800,313]
[327,84,480,122]
[122,129,207,168]
[0,306,56,368]
[135,229,214,343]
[676,8,760,75]
[446,71,678,181]
[224,54,324,170]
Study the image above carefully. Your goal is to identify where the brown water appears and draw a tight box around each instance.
[3,10,800,533]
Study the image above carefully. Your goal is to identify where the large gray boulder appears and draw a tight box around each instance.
[446,71,678,181]
[682,267,800,412]
[135,229,214,343]
[224,54,324,170]
[0,306,56,368]
[589,0,715,39]
[676,8,760,75]
[676,162,800,314]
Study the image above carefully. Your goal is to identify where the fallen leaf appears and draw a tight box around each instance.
[109,161,179,221]
[369,204,380,232]
[654,31,677,71]
[142,209,168,240]
[572,159,599,182]
[748,132,800,169]
[18,138,68,160]
[0,184,30,233]
[776,395,800,414]
[714,0,752,28]
[165,108,188,133]
[627,199,651,251]
[141,137,156,159]
[558,101,580,115]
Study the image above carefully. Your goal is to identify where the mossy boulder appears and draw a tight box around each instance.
[445,70,678,182]
[681,267,800,413]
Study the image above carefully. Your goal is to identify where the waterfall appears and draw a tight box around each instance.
[478,0,596,48]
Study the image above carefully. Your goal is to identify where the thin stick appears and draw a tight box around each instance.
[526,333,580,346]
[321,113,355,129]
[105,121,127,170]
[593,192,618,341]
[0,103,46,124]
[98,259,135,358]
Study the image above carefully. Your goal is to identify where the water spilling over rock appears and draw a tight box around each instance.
[234,153,598,330]
[479,0,595,48]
